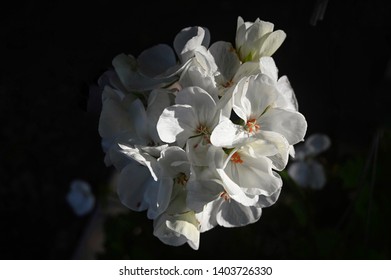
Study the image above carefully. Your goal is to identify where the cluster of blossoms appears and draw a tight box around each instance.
[97,16,307,249]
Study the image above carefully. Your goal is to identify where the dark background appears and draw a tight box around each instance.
[1,0,391,259]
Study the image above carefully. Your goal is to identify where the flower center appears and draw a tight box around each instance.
[222,80,234,88]
[196,124,210,135]
[230,152,243,164]
[175,172,188,186]
[220,191,231,202]
[245,118,260,133]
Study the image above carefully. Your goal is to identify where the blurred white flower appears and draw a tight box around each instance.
[288,133,331,189]
[67,180,95,216]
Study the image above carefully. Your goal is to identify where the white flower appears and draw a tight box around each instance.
[157,86,221,148]
[211,74,307,151]
[66,180,95,216]
[288,133,331,189]
[211,141,283,207]
[187,163,281,231]
[236,16,286,62]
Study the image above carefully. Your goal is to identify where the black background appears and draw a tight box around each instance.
[1,0,391,259]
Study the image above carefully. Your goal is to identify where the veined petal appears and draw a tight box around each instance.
[234,74,278,122]
[194,47,219,77]
[257,30,286,58]
[232,62,262,84]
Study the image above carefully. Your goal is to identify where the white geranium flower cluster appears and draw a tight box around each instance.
[98,16,307,250]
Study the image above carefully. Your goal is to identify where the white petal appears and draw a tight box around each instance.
[187,174,223,212]
[175,86,218,127]
[232,62,261,83]
[186,137,211,166]
[158,146,189,178]
[275,75,299,111]
[210,119,250,148]
[259,56,278,82]
[112,53,175,91]
[234,74,277,121]
[259,108,307,145]
[137,44,176,77]
[194,47,219,76]
[195,202,218,233]
[129,99,149,143]
[217,200,262,228]
[226,155,282,196]
[174,26,210,62]
[216,168,258,206]
[153,212,200,250]
[166,213,200,250]
[157,105,197,147]
[258,30,286,58]
[98,87,133,140]
[147,89,174,144]
[254,130,290,170]
[153,214,187,247]
[209,41,240,81]
[257,187,282,208]
[179,68,219,102]
[117,162,157,213]
[118,144,160,181]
